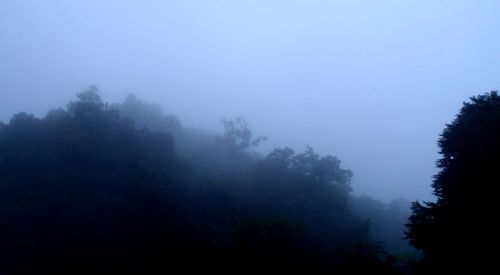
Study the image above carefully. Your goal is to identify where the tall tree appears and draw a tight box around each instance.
[216,116,267,152]
[406,91,500,273]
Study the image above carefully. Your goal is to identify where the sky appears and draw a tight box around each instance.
[1,0,499,202]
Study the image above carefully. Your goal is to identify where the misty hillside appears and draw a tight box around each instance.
[1,87,499,274]
[2,1,500,274]
[0,88,416,274]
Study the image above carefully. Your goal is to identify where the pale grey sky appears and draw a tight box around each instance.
[1,0,499,202]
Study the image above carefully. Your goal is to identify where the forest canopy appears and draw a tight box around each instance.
[0,87,414,274]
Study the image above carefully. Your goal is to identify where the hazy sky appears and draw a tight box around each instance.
[1,0,499,202]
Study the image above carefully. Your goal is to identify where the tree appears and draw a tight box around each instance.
[406,91,500,273]
[349,196,414,255]
[67,85,105,116]
[111,94,182,134]
[258,146,353,192]
[216,116,267,152]
[252,147,361,250]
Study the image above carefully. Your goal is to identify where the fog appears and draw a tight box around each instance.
[1,0,499,202]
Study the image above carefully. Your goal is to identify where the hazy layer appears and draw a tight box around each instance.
[2,0,499,202]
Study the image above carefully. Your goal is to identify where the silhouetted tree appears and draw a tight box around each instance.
[216,116,267,152]
[252,147,364,250]
[406,91,500,273]
[111,94,182,134]
[110,94,216,157]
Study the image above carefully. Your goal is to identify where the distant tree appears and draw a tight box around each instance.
[406,91,500,273]
[67,85,105,116]
[111,94,182,134]
[252,147,362,250]
[259,147,295,171]
[293,146,353,194]
[349,196,414,255]
[110,94,219,158]
[216,116,267,152]
[260,146,353,196]
[76,85,101,104]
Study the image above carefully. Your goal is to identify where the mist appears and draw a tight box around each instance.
[1,1,500,273]
[2,0,499,202]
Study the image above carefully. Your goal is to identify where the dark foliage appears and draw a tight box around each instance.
[0,88,208,273]
[0,87,404,274]
[216,116,268,152]
[406,91,500,273]
[110,94,214,157]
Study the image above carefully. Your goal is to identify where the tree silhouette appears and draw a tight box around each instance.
[216,116,267,152]
[406,91,500,273]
